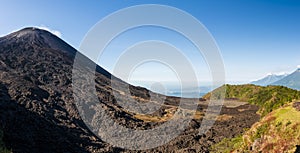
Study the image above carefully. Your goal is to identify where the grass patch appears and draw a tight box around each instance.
[210,135,245,153]
[134,110,203,122]
[134,114,167,122]
[274,106,300,123]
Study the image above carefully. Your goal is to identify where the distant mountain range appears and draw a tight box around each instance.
[251,69,300,90]
[250,73,287,86]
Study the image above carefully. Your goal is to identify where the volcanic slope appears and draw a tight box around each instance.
[0,28,259,153]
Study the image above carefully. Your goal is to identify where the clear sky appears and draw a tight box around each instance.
[1,0,300,88]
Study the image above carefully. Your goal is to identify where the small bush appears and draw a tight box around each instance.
[286,120,292,126]
[254,123,268,139]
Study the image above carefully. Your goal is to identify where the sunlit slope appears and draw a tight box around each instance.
[207,84,300,153]
[211,102,300,153]
[203,84,300,116]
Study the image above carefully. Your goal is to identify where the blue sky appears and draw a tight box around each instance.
[1,0,300,88]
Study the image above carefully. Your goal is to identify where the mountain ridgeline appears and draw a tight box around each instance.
[250,74,287,86]
[0,28,263,152]
[251,69,300,91]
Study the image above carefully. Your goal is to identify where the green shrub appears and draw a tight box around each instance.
[254,123,269,139]
[286,120,292,126]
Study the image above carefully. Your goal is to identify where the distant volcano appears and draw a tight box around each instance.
[272,68,300,90]
[250,73,287,86]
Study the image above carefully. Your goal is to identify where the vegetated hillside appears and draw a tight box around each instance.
[203,84,300,116]
[211,102,300,153]
[206,84,300,152]
[0,27,260,153]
